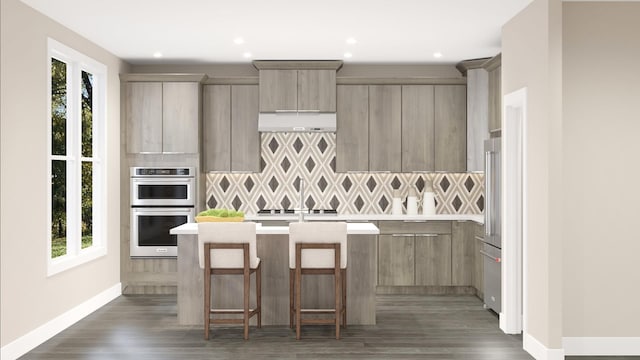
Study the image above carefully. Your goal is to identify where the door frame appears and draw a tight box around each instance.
[501,87,527,335]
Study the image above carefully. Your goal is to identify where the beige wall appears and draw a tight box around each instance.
[562,2,640,337]
[0,0,129,346]
[502,0,564,349]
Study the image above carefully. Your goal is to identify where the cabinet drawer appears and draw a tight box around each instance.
[378,221,451,235]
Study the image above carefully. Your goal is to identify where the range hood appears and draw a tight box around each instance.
[258,112,336,132]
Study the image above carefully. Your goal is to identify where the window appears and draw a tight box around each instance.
[48,39,107,275]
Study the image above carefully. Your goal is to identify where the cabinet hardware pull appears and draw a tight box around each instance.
[297,109,321,113]
[415,234,438,237]
[479,250,501,263]
[275,109,297,113]
[403,220,427,223]
[391,234,414,237]
[474,236,486,242]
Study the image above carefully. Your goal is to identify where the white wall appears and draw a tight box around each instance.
[562,2,640,337]
[502,0,564,350]
[1,0,128,348]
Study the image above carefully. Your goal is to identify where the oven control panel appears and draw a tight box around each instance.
[131,167,194,177]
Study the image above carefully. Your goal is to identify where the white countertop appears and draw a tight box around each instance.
[170,222,380,235]
[244,213,484,224]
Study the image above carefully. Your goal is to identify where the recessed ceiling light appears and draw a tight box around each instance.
[153,52,163,58]
[243,52,252,58]
[234,37,245,45]
[346,37,357,45]
[344,52,353,59]
[433,52,443,58]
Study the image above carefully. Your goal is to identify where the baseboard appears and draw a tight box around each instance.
[376,285,477,295]
[523,332,565,360]
[0,282,121,360]
[563,337,640,356]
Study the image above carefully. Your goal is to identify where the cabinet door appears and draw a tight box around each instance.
[259,70,297,112]
[488,66,502,132]
[415,234,452,286]
[401,85,435,172]
[378,235,414,286]
[369,85,402,172]
[126,82,162,153]
[466,69,489,172]
[451,221,474,286]
[473,223,485,296]
[336,85,369,172]
[435,85,466,172]
[297,70,336,112]
[162,82,199,153]
[231,85,260,172]
[202,85,231,171]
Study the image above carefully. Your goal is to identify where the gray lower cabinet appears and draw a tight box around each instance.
[378,234,415,286]
[377,220,479,291]
[435,85,467,171]
[336,85,369,172]
[415,234,452,286]
[473,222,485,297]
[369,85,402,172]
[126,81,199,154]
[401,85,435,172]
[202,84,259,172]
[452,221,475,286]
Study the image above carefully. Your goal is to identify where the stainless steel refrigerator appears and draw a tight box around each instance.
[483,137,502,313]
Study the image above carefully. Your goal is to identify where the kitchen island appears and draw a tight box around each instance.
[170,222,379,326]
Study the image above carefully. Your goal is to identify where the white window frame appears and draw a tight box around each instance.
[47,38,107,276]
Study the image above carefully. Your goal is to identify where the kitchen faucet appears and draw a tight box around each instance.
[298,177,305,222]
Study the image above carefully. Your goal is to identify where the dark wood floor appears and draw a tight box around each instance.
[19,294,636,360]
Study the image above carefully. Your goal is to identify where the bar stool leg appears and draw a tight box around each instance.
[342,268,347,329]
[334,244,340,340]
[204,259,211,339]
[295,245,302,340]
[289,269,294,329]
[256,264,262,328]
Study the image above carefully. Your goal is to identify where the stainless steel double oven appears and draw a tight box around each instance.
[130,167,195,257]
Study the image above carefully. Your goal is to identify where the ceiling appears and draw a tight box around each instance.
[21,0,533,65]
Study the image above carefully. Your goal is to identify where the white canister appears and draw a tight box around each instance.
[391,189,403,215]
[422,192,436,215]
[406,188,418,215]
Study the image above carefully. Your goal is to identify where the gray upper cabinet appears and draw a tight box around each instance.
[485,54,502,132]
[401,85,435,172]
[203,85,231,171]
[231,85,260,172]
[125,80,200,154]
[488,65,502,132]
[255,61,341,113]
[336,85,369,172]
[162,82,200,154]
[203,84,260,172]
[259,69,297,112]
[297,70,336,112]
[369,85,402,172]
[435,85,467,172]
[126,82,163,153]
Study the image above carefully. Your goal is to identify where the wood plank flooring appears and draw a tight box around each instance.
[19,295,636,360]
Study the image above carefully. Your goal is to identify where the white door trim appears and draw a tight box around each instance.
[501,87,527,335]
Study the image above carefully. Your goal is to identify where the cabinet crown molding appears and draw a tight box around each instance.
[336,77,466,85]
[482,54,502,71]
[252,60,343,71]
[455,58,492,76]
[120,73,208,82]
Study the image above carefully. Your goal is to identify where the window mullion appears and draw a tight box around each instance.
[69,63,82,256]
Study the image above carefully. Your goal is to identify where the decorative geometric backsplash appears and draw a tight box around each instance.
[206,133,484,215]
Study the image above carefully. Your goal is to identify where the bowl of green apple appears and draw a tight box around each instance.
[195,208,245,222]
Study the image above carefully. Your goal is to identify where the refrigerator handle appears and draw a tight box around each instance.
[485,150,491,236]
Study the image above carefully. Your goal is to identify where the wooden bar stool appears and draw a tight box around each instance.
[198,222,261,340]
[288,222,347,340]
